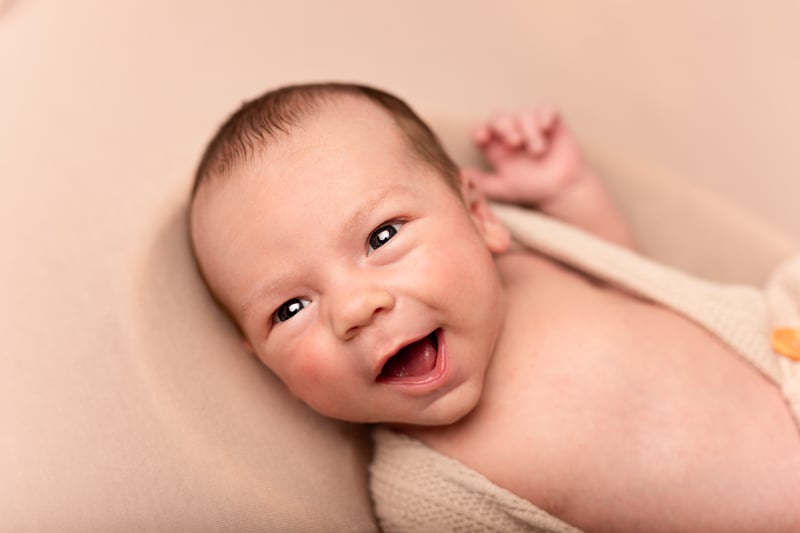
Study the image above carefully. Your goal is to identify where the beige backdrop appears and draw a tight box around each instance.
[1,1,797,531]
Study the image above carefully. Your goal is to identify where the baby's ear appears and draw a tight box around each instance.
[459,169,510,254]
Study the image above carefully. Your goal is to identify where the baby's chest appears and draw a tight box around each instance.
[467,291,800,529]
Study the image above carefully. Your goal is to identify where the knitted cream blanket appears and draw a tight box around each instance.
[370,204,800,533]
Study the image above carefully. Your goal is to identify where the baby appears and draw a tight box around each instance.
[189,82,800,531]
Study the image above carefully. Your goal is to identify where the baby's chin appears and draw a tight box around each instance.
[379,385,485,429]
[303,369,487,426]
[318,404,477,427]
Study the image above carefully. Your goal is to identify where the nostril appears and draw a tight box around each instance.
[343,324,361,339]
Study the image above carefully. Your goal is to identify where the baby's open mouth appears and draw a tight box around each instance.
[377,330,439,381]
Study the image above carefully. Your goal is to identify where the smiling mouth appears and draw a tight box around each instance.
[377,330,439,382]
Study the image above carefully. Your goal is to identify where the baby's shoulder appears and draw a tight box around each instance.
[404,394,579,520]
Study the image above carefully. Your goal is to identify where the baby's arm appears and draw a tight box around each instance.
[466,109,635,248]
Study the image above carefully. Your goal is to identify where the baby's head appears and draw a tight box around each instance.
[190,82,510,425]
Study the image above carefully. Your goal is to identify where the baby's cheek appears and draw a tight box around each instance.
[282,349,327,393]
[448,236,497,283]
[414,239,468,288]
[284,335,347,397]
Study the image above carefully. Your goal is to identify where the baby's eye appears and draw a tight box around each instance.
[368,223,402,253]
[273,298,310,323]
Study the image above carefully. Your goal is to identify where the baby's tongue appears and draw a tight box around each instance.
[380,335,436,378]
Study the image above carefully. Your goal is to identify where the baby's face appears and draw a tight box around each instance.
[191,98,509,425]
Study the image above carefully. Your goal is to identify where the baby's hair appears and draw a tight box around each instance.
[192,82,459,197]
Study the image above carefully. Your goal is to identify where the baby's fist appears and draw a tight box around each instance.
[466,108,585,208]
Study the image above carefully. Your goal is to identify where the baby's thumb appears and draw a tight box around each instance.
[464,168,517,202]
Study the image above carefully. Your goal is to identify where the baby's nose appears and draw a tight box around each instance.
[331,284,395,340]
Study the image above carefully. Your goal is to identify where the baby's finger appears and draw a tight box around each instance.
[465,168,518,203]
[518,111,546,156]
[471,124,492,146]
[537,107,558,132]
[488,113,524,148]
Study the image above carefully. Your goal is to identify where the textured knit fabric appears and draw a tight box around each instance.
[370,204,800,532]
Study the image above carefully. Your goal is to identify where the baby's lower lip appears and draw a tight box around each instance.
[377,329,447,388]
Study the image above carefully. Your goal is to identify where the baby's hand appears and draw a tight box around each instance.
[467,108,636,248]
[465,108,586,208]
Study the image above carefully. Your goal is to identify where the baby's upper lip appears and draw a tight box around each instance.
[373,331,434,378]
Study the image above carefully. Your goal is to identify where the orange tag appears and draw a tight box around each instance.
[772,327,800,361]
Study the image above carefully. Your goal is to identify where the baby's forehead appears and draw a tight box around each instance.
[194,94,447,223]
[293,97,406,147]
[253,103,416,171]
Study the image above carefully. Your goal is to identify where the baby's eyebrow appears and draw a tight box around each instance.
[343,189,388,234]
[341,184,412,235]
[240,278,287,321]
